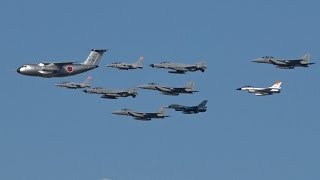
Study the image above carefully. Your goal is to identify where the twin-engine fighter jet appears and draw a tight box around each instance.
[112,107,169,121]
[138,81,198,96]
[106,56,144,70]
[252,53,315,69]
[237,81,282,96]
[166,100,208,114]
[150,61,207,74]
[83,87,138,99]
[54,76,92,89]
[17,49,107,78]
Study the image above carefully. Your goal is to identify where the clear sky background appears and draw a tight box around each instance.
[1,0,320,180]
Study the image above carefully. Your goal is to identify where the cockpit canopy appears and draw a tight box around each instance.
[148,82,158,85]
[262,56,274,59]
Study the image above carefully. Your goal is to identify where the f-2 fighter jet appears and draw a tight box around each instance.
[237,81,282,96]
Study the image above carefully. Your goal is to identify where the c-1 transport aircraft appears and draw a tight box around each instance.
[237,81,282,96]
[17,49,107,78]
[252,53,315,69]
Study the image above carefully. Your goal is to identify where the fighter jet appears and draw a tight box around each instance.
[17,49,107,78]
[138,81,198,96]
[112,107,169,121]
[166,100,208,114]
[150,61,207,74]
[83,87,138,99]
[237,81,282,96]
[252,53,315,69]
[106,56,144,70]
[54,76,92,89]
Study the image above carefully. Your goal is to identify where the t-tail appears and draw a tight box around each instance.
[198,100,208,108]
[83,49,107,66]
[269,80,282,89]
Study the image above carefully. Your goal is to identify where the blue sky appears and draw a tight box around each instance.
[1,0,320,179]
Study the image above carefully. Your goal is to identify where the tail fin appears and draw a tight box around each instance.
[158,107,165,115]
[270,80,282,89]
[135,56,144,65]
[84,76,93,84]
[186,81,195,89]
[83,49,107,66]
[198,100,208,108]
[301,53,310,63]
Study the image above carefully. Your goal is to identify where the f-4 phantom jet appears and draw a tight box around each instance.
[150,61,207,74]
[106,56,144,70]
[237,81,282,96]
[166,100,208,114]
[138,81,198,96]
[83,87,138,99]
[112,107,169,121]
[17,49,107,78]
[54,76,92,89]
[252,53,315,69]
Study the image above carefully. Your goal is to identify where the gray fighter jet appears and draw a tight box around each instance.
[150,61,207,74]
[106,56,144,70]
[138,81,198,96]
[252,53,315,69]
[83,87,138,99]
[54,76,92,89]
[166,100,208,114]
[17,49,107,78]
[112,107,169,121]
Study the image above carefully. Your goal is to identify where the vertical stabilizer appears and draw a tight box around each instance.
[83,49,107,66]
[84,76,93,84]
[186,81,195,90]
[198,100,208,108]
[158,107,165,115]
[270,80,282,89]
[301,53,310,63]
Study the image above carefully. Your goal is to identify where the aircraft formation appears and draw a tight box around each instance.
[17,49,208,121]
[17,50,316,120]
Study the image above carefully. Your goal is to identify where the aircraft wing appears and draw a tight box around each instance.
[269,59,288,66]
[155,86,173,93]
[128,111,145,118]
[168,66,188,72]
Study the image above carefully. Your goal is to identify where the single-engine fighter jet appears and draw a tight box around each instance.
[17,49,107,78]
[112,107,169,121]
[252,53,315,69]
[150,61,207,74]
[83,87,138,99]
[54,76,92,89]
[106,56,144,70]
[166,100,208,114]
[237,81,282,96]
[138,81,198,96]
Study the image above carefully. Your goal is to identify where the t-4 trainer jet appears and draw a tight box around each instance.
[138,81,198,96]
[252,53,315,69]
[112,107,169,121]
[54,76,92,89]
[166,100,208,114]
[17,49,107,78]
[83,87,138,99]
[237,81,282,96]
[106,56,144,70]
[150,61,207,74]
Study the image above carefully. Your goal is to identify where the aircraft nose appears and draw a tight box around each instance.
[236,88,241,90]
[83,89,88,93]
[16,67,21,74]
[149,64,155,67]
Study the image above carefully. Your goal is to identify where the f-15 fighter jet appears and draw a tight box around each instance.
[83,87,138,99]
[252,53,315,69]
[138,81,198,96]
[112,107,169,121]
[237,81,282,96]
[150,61,207,74]
[54,76,92,89]
[166,100,208,114]
[106,56,144,70]
[17,49,107,78]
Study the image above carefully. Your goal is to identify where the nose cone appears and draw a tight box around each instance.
[150,64,155,67]
[137,85,147,89]
[236,88,242,90]
[83,89,88,93]
[16,67,21,74]
[252,58,268,63]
